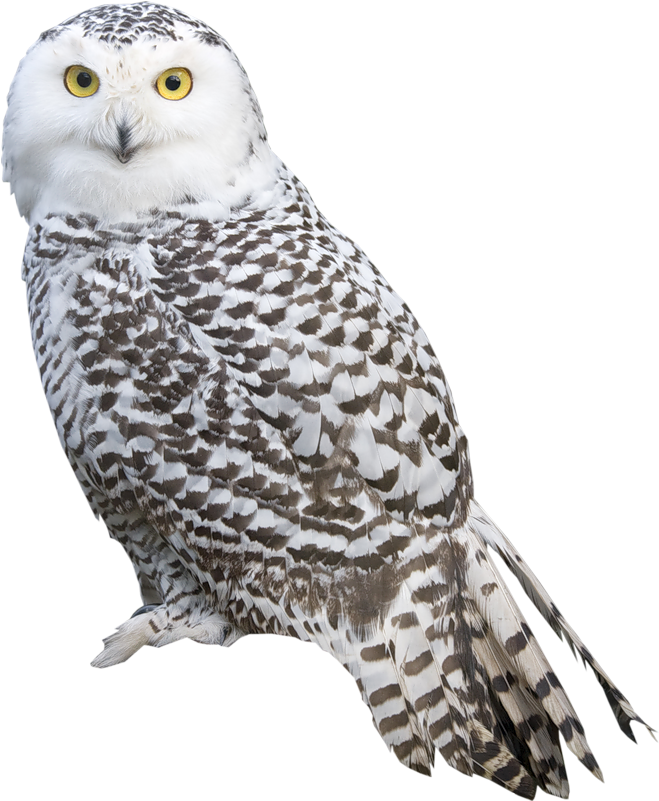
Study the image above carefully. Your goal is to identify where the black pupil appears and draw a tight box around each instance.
[76,72,92,88]
[165,74,181,92]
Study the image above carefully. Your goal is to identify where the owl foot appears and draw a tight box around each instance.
[91,604,244,668]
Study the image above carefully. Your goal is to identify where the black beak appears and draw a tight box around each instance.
[115,121,136,163]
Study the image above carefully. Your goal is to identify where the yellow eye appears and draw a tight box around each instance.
[156,68,193,100]
[64,65,100,98]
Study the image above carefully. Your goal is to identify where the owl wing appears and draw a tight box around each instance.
[81,193,649,798]
[126,203,475,638]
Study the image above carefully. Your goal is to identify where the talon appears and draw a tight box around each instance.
[131,603,160,618]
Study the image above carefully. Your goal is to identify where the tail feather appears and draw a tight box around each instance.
[342,501,652,797]
[357,626,436,775]
[472,619,569,796]
[353,589,538,797]
[469,501,655,742]
[349,531,542,797]
[460,517,604,781]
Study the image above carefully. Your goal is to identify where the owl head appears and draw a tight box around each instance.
[2,3,278,223]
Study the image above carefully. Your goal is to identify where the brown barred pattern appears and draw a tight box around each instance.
[11,4,653,798]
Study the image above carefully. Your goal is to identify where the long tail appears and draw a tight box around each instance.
[347,502,652,798]
[469,501,654,743]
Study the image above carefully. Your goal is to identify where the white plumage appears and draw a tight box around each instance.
[1,4,655,799]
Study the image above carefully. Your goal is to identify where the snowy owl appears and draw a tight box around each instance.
[2,4,652,798]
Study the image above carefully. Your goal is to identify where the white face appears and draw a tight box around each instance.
[3,19,276,223]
